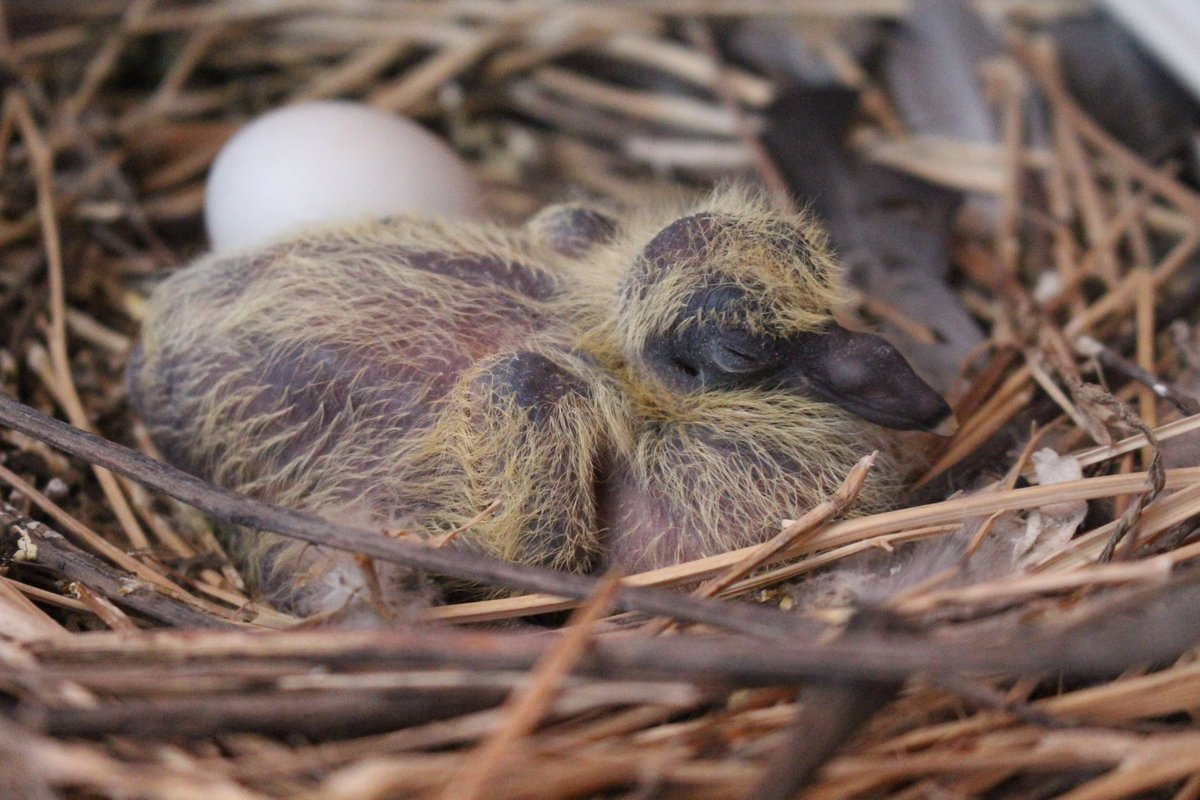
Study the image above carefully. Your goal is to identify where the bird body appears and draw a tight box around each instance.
[129,188,952,614]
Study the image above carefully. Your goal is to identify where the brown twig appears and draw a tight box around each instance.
[1076,335,1200,416]
[753,679,899,800]
[0,501,239,629]
[704,453,875,598]
[445,575,620,800]
[0,389,814,640]
[683,18,793,214]
[8,91,151,551]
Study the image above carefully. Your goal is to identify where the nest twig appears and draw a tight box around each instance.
[2,2,1200,798]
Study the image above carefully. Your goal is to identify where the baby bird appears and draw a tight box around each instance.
[128,188,953,615]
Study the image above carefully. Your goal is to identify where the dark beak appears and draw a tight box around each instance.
[785,323,956,436]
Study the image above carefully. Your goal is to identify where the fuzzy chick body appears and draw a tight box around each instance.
[129,189,949,615]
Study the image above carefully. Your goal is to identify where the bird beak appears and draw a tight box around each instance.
[785,323,956,436]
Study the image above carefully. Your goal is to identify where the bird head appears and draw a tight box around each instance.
[616,196,956,435]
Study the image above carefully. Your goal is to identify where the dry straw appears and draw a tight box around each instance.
[1,1,1200,798]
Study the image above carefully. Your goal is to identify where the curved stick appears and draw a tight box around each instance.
[0,391,809,640]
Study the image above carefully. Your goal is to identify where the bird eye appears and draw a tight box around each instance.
[700,327,788,377]
[639,285,790,392]
[708,341,761,374]
[643,323,790,392]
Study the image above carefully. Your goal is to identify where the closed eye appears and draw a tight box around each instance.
[705,335,775,375]
[717,344,760,371]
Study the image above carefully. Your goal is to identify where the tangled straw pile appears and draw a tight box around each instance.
[3,1,1200,798]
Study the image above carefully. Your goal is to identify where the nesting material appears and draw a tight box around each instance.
[2,3,1200,799]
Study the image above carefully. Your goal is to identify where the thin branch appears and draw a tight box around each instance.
[8,90,150,550]
[0,502,240,629]
[1076,335,1200,416]
[0,389,813,640]
[752,680,898,800]
[447,576,620,800]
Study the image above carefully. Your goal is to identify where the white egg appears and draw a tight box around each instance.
[205,101,485,253]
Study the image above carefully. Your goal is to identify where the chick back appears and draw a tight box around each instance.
[129,218,565,528]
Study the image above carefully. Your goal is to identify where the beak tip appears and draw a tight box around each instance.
[930,413,958,438]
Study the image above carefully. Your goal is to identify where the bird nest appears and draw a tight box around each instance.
[3,2,1200,798]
